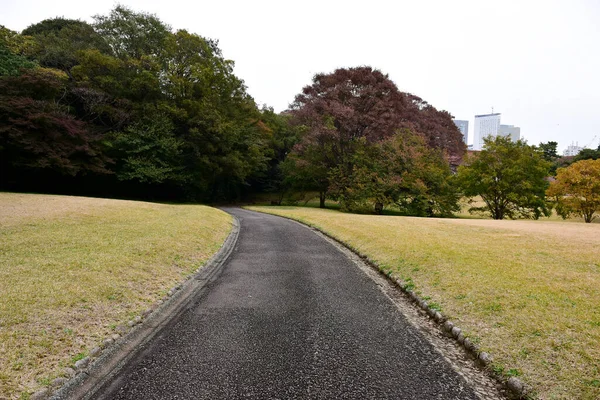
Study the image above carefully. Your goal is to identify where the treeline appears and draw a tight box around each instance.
[538,141,600,174]
[0,6,465,206]
[0,6,284,201]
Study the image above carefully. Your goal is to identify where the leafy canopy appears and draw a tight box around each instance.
[328,130,459,216]
[93,6,170,60]
[547,159,600,223]
[287,66,461,214]
[0,5,277,201]
[457,135,551,220]
[538,141,558,161]
[0,26,36,76]
[22,18,112,73]
[0,69,110,179]
[573,147,600,162]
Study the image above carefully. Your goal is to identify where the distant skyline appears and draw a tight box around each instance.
[2,0,599,152]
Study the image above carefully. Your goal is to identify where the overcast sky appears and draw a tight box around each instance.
[2,0,599,153]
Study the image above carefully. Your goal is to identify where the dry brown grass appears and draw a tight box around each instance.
[0,193,232,399]
[247,206,600,400]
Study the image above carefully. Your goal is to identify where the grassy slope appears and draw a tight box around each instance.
[247,206,600,400]
[0,193,232,399]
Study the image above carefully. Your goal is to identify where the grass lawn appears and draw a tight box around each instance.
[247,205,600,400]
[0,193,232,399]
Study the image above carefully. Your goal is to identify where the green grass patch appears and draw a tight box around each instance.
[0,193,232,399]
[247,205,600,399]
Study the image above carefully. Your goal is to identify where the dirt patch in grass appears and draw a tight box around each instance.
[0,193,232,399]
[247,206,600,400]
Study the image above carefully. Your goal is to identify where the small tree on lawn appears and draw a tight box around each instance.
[546,159,600,223]
[457,135,551,220]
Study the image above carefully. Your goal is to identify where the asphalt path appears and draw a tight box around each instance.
[91,208,482,399]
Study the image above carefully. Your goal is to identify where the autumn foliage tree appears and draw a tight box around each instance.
[0,68,110,187]
[286,66,463,212]
[547,159,600,223]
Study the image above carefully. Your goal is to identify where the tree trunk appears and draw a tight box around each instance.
[493,204,504,220]
[319,192,326,208]
[374,202,383,215]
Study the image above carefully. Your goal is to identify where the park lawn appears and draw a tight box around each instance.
[247,206,600,400]
[0,193,232,399]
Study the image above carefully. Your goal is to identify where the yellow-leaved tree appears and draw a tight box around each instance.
[547,159,600,223]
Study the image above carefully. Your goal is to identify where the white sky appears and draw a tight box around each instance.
[2,0,599,153]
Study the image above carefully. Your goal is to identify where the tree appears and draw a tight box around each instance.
[22,17,91,36]
[93,6,170,60]
[288,66,465,208]
[407,99,466,166]
[538,141,560,174]
[573,147,600,162]
[391,134,460,217]
[328,130,459,215]
[538,141,558,161]
[547,159,600,223]
[247,107,300,201]
[1,26,37,76]
[157,29,272,200]
[107,115,185,184]
[457,135,551,220]
[0,69,110,184]
[22,18,112,74]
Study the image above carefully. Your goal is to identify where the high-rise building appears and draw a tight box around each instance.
[499,125,521,142]
[473,113,501,150]
[453,120,469,144]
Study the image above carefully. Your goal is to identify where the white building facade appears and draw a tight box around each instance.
[563,142,583,156]
[473,113,501,150]
[499,124,521,142]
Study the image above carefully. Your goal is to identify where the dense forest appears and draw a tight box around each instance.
[0,6,466,210]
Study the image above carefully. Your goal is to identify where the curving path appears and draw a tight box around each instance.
[90,208,489,399]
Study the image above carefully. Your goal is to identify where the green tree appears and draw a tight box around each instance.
[393,136,460,217]
[573,147,600,162]
[457,135,551,220]
[22,18,111,75]
[247,107,300,202]
[93,5,170,60]
[108,115,185,184]
[538,141,561,174]
[328,130,459,215]
[538,141,558,161]
[0,26,36,76]
[282,115,335,208]
[162,34,271,199]
[547,159,600,223]
[84,6,272,200]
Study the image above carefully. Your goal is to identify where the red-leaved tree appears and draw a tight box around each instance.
[287,66,464,207]
[0,69,110,186]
